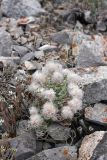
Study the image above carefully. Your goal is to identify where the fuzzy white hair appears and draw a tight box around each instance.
[29,114,43,127]
[28,83,40,93]
[67,72,82,84]
[68,98,82,113]
[32,71,46,84]
[51,71,64,83]
[42,102,57,119]
[69,87,84,100]
[43,61,62,75]
[29,106,38,116]
[62,69,71,76]
[41,89,56,101]
[68,83,79,91]
[61,106,74,119]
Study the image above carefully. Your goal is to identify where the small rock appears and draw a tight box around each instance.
[17,16,36,25]
[16,120,28,136]
[10,132,36,160]
[96,20,106,32]
[1,0,46,19]
[51,30,72,45]
[27,146,77,160]
[34,51,44,59]
[10,27,23,39]
[12,45,29,57]
[38,44,58,53]
[37,146,77,160]
[0,56,20,66]
[24,61,40,71]
[43,142,51,150]
[74,66,107,104]
[78,131,107,160]
[20,36,27,45]
[85,103,107,126]
[21,52,35,62]
[36,141,43,153]
[75,35,106,67]
[84,10,94,24]
[47,124,71,141]
[0,28,13,56]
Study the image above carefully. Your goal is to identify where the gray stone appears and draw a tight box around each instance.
[24,61,41,71]
[10,28,23,40]
[1,0,46,19]
[85,103,107,125]
[0,28,13,56]
[47,124,71,141]
[37,146,77,160]
[0,56,20,66]
[83,79,107,104]
[10,132,36,160]
[43,142,51,150]
[96,20,107,32]
[51,30,72,45]
[84,10,92,23]
[76,44,105,68]
[28,146,77,160]
[75,36,106,68]
[38,44,58,53]
[20,36,27,45]
[16,120,28,136]
[36,141,43,153]
[34,51,44,59]
[12,45,29,57]
[70,31,107,67]
[78,131,107,160]
[26,155,39,160]
[75,66,107,104]
[21,52,35,62]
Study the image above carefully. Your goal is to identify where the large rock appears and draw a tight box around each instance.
[78,131,107,160]
[12,45,29,57]
[27,146,77,160]
[0,28,13,56]
[72,32,107,67]
[9,132,36,160]
[76,66,107,104]
[85,103,107,125]
[47,124,71,141]
[51,30,72,45]
[83,79,107,104]
[1,0,45,19]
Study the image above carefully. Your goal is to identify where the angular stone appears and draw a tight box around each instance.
[96,20,107,32]
[34,51,44,59]
[83,79,107,104]
[74,34,106,67]
[51,30,72,45]
[85,103,107,125]
[1,0,46,19]
[55,31,107,67]
[47,124,71,141]
[9,132,36,160]
[21,52,35,62]
[0,56,20,66]
[16,120,28,136]
[76,66,107,104]
[38,44,58,53]
[0,28,13,56]
[24,61,40,71]
[78,131,107,160]
[12,45,29,57]
[27,146,77,160]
